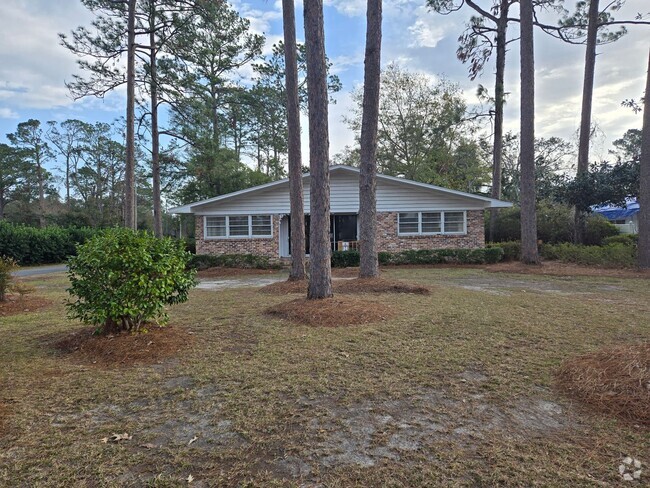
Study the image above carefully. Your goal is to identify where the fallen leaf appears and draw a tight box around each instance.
[101,437,109,444]
[108,432,132,442]
[140,443,156,449]
[188,436,198,446]
[187,474,194,483]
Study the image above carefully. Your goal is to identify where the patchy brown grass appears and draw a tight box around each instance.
[52,325,193,368]
[331,267,361,278]
[197,267,282,278]
[261,277,430,296]
[556,342,650,425]
[0,400,10,437]
[0,295,52,317]
[334,277,431,295]
[485,260,650,278]
[2,268,650,486]
[259,279,307,295]
[266,296,394,327]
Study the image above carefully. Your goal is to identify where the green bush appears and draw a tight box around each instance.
[334,247,504,267]
[0,221,98,265]
[0,256,17,302]
[583,215,620,246]
[602,234,638,246]
[540,242,636,268]
[188,253,280,270]
[66,228,197,335]
[487,241,521,261]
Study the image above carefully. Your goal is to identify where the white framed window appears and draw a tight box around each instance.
[205,216,226,237]
[398,211,466,235]
[204,215,273,238]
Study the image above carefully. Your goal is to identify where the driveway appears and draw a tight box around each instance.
[13,265,68,277]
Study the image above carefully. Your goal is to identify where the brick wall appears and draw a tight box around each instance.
[195,215,280,258]
[376,210,485,252]
[195,210,485,258]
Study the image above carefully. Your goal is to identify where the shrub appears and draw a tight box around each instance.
[331,250,360,268]
[602,234,638,246]
[583,214,619,246]
[335,247,504,267]
[188,253,280,270]
[0,221,99,265]
[66,228,197,335]
[0,256,17,302]
[487,241,521,261]
[540,243,636,268]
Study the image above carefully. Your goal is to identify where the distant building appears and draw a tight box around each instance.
[593,199,639,234]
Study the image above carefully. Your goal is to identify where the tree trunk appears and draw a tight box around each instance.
[282,0,306,281]
[358,0,382,278]
[150,6,162,238]
[304,0,333,299]
[124,0,137,230]
[638,49,650,269]
[488,0,509,242]
[35,152,46,228]
[65,154,71,208]
[574,0,599,243]
[519,0,539,264]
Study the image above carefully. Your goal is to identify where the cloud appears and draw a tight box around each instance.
[0,0,92,110]
[0,107,19,119]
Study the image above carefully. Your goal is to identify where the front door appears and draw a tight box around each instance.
[287,214,358,255]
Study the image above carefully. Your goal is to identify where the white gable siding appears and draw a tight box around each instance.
[193,170,488,215]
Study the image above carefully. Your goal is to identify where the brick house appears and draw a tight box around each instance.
[169,165,511,259]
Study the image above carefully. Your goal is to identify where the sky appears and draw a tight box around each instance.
[0,0,648,176]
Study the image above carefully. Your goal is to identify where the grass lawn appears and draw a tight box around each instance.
[1,267,649,486]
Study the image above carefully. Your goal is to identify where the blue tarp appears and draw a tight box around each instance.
[592,199,639,220]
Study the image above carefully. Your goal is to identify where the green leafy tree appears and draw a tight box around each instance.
[66,228,197,335]
[346,64,490,192]
[7,119,54,228]
[0,144,31,220]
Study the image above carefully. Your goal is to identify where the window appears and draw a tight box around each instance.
[444,212,465,233]
[205,216,226,237]
[204,215,273,238]
[422,212,442,233]
[398,212,419,234]
[228,216,249,236]
[252,215,272,236]
[398,211,466,235]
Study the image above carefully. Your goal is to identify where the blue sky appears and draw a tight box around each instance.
[0,0,648,176]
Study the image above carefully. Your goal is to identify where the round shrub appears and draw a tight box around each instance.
[583,214,620,246]
[66,228,197,335]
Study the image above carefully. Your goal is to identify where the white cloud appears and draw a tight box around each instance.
[0,107,19,119]
[406,6,453,49]
[0,0,92,110]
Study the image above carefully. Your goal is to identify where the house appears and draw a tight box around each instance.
[169,165,512,259]
[593,199,639,234]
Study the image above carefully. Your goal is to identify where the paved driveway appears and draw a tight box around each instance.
[13,265,68,277]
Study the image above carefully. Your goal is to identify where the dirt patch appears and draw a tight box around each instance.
[334,277,430,295]
[0,295,52,317]
[259,279,307,295]
[266,296,394,327]
[197,267,281,278]
[332,267,361,278]
[51,326,193,368]
[556,342,650,425]
[298,389,578,470]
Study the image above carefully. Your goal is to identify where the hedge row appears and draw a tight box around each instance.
[188,253,282,270]
[332,247,505,267]
[540,243,636,268]
[0,222,99,265]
